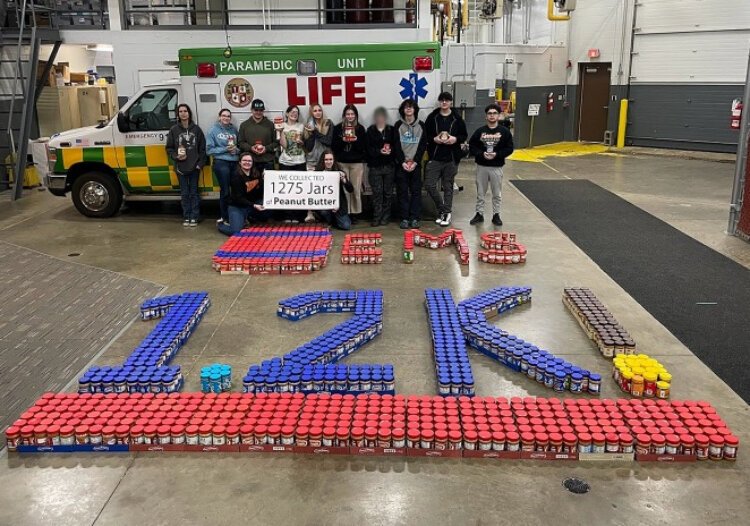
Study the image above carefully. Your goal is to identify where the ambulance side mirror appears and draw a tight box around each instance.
[117,112,130,133]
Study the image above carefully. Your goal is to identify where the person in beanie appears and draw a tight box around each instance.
[468,103,514,226]
[206,108,239,225]
[166,103,206,227]
[366,107,397,226]
[423,91,467,227]
[238,99,278,172]
[392,99,427,229]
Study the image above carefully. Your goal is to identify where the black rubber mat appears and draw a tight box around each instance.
[0,241,163,436]
[512,179,750,403]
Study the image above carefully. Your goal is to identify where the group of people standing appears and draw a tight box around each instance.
[165,91,514,233]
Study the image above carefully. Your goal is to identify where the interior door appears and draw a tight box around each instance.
[578,63,611,142]
[194,82,221,194]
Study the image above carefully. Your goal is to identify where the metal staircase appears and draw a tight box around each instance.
[0,1,60,200]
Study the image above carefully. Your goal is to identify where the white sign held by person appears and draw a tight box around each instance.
[263,170,340,210]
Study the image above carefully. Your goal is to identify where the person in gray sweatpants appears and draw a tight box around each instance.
[467,103,514,226]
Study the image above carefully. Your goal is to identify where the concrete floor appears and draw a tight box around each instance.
[0,150,748,526]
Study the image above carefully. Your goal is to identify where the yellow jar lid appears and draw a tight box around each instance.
[644,372,658,382]
[622,370,634,380]
[656,381,670,389]
[631,367,645,375]
[659,372,672,382]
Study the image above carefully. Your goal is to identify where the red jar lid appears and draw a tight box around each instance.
[448,430,462,441]
[709,434,725,445]
[725,435,739,447]
[651,433,665,444]
[605,432,618,443]
[563,433,577,443]
[295,426,309,437]
[619,433,633,443]
[198,424,212,434]
[535,432,549,442]
[578,432,592,442]
[492,431,506,442]
[680,434,694,444]
[102,425,117,435]
[506,431,520,442]
[478,430,492,442]
[520,432,534,443]
[421,429,435,440]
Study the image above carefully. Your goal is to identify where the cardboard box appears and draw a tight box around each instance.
[635,453,696,463]
[519,451,578,461]
[70,72,88,84]
[294,446,349,455]
[464,450,522,459]
[350,447,406,456]
[579,452,635,462]
[406,448,462,458]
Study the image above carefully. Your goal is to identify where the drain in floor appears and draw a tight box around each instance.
[68,253,81,257]
[563,477,590,494]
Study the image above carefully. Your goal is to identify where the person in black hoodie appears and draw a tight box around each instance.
[392,99,427,229]
[423,91,468,227]
[217,152,272,236]
[366,107,397,226]
[314,149,355,230]
[331,104,367,221]
[468,103,514,227]
[166,103,206,227]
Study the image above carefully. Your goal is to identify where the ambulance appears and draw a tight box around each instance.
[45,42,441,217]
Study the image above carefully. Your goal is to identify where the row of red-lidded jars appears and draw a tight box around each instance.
[633,432,739,460]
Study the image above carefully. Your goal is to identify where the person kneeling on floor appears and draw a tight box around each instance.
[468,103,514,227]
[314,149,354,230]
[218,152,272,236]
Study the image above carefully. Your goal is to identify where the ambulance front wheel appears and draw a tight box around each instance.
[71,171,122,218]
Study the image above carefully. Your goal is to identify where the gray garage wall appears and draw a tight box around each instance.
[625,84,745,153]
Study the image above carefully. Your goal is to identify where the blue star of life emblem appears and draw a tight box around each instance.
[399,73,429,101]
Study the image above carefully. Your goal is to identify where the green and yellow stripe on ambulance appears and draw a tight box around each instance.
[55,145,218,194]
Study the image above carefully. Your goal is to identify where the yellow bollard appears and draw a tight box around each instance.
[617,99,628,148]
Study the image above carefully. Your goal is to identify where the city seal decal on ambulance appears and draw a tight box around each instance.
[225,78,254,108]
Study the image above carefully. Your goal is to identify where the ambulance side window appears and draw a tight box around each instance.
[126,89,178,131]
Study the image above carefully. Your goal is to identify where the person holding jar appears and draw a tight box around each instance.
[278,105,308,222]
[217,152,272,236]
[166,103,206,227]
[366,107,397,226]
[314,149,354,230]
[303,104,333,170]
[332,104,367,223]
[279,105,307,171]
[238,99,277,173]
[206,108,239,226]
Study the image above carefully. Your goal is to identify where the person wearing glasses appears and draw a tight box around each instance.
[206,108,239,226]
[217,152,272,236]
[468,103,514,226]
[423,91,467,227]
[238,99,278,173]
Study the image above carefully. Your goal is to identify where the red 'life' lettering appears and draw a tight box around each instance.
[286,76,367,106]
[321,76,342,105]
[345,75,366,104]
[286,77,306,106]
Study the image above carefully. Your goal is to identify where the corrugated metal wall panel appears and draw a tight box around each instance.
[627,84,743,152]
[635,0,750,33]
[631,31,750,83]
